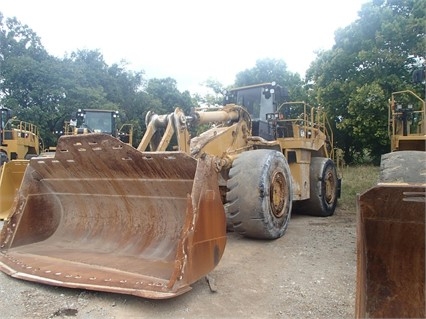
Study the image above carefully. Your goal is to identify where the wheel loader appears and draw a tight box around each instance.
[0,82,341,299]
[66,108,133,145]
[0,106,40,220]
[356,90,426,318]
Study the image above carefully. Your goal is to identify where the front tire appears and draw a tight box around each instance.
[226,149,293,239]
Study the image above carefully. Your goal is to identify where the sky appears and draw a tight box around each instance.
[1,0,369,94]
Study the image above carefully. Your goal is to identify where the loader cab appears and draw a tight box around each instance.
[389,90,425,151]
[71,109,119,137]
[0,107,10,129]
[0,106,12,145]
[224,82,288,140]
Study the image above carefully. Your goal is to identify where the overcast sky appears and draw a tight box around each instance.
[2,0,369,94]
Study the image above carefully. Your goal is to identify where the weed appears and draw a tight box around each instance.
[339,165,380,211]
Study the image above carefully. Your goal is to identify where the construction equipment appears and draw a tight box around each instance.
[356,90,426,318]
[0,82,341,299]
[0,106,40,161]
[66,108,133,145]
[0,106,40,220]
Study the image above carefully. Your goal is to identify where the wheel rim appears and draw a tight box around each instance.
[324,169,336,205]
[269,171,288,218]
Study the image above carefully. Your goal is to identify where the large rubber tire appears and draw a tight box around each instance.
[379,151,425,183]
[225,149,293,239]
[293,157,338,217]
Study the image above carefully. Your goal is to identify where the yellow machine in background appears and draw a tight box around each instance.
[0,107,40,161]
[0,106,40,220]
[356,90,425,318]
[66,108,133,145]
[388,90,425,151]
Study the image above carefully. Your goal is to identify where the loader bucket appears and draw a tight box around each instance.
[0,134,227,299]
[0,160,28,220]
[356,184,425,318]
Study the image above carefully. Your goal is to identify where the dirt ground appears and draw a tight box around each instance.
[0,206,357,319]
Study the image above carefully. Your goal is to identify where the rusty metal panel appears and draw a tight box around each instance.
[356,184,425,318]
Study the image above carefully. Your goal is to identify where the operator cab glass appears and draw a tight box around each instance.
[0,107,12,146]
[225,83,286,140]
[231,86,274,121]
[0,107,10,131]
[76,110,118,137]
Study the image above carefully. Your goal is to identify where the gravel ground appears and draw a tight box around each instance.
[0,205,357,319]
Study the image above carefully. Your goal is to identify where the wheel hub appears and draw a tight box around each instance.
[324,170,336,204]
[270,171,288,218]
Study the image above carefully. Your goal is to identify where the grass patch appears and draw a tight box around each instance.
[338,165,380,211]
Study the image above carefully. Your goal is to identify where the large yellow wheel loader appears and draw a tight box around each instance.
[0,82,341,299]
[0,106,40,220]
[356,90,426,318]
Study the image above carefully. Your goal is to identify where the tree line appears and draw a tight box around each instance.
[0,0,424,164]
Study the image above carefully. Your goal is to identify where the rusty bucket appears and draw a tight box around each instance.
[356,184,425,318]
[0,134,227,299]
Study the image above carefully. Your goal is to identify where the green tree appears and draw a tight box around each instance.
[61,50,119,110]
[307,0,425,164]
[0,14,71,146]
[198,78,226,106]
[234,58,307,102]
[145,77,196,114]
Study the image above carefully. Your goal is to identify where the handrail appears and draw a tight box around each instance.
[275,101,341,164]
[2,119,39,143]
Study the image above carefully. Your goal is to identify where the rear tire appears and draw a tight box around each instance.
[226,149,292,239]
[293,157,338,217]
